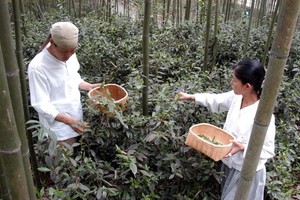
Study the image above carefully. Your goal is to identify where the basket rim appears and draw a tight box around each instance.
[190,123,233,147]
[190,132,233,147]
[88,83,128,103]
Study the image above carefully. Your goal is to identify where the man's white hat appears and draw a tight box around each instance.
[50,22,78,49]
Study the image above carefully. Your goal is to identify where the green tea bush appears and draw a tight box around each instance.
[266,72,300,200]
[24,12,300,200]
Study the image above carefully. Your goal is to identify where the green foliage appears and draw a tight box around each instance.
[24,12,300,200]
[266,72,300,199]
[29,71,227,199]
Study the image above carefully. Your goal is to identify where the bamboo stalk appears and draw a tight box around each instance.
[0,44,30,200]
[0,0,36,199]
[12,0,42,191]
[203,0,212,70]
[142,0,151,115]
[212,0,220,67]
[242,0,255,55]
[262,0,281,66]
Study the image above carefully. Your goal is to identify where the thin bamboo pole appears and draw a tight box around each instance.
[242,0,255,55]
[171,0,176,25]
[262,0,281,66]
[142,0,151,115]
[79,0,82,18]
[166,0,171,24]
[184,0,191,21]
[176,0,179,25]
[212,0,219,67]
[18,0,27,37]
[179,0,182,24]
[162,0,166,23]
[203,0,212,70]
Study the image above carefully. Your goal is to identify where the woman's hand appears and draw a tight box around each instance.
[225,140,245,157]
[177,92,195,100]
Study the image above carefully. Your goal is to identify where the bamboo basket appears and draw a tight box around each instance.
[88,84,128,114]
[185,123,233,161]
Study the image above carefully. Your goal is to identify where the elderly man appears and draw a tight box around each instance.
[28,22,99,145]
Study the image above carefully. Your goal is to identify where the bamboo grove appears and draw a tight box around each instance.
[24,0,281,26]
[0,0,299,199]
[23,0,283,69]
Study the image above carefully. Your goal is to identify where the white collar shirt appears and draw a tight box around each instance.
[28,48,84,141]
[194,90,276,171]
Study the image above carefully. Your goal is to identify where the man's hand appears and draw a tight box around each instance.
[79,81,100,91]
[55,113,90,134]
[70,121,91,134]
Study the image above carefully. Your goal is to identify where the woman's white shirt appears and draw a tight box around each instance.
[194,90,275,171]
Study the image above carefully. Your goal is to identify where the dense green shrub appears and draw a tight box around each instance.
[24,12,299,200]
[266,72,300,200]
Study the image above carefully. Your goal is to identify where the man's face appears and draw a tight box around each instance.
[52,42,76,61]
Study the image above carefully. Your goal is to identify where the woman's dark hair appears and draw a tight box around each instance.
[233,59,265,97]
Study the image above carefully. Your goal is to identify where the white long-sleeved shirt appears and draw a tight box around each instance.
[195,90,275,171]
[28,48,84,141]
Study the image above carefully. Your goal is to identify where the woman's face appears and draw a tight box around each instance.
[231,74,247,95]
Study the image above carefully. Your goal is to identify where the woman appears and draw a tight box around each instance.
[178,59,275,200]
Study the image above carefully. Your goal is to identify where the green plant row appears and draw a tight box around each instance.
[23,12,299,200]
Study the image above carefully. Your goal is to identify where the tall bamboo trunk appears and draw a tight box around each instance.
[0,0,35,199]
[115,0,119,15]
[235,0,300,199]
[259,0,267,26]
[153,0,158,25]
[212,0,219,67]
[79,0,82,18]
[0,45,30,200]
[142,0,151,115]
[166,0,171,25]
[184,0,191,21]
[127,0,130,18]
[18,0,27,37]
[203,0,212,70]
[171,0,176,25]
[176,0,179,26]
[12,0,41,191]
[231,0,237,20]
[225,0,232,22]
[242,0,255,55]
[162,0,166,23]
[262,0,281,66]
[179,0,182,24]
